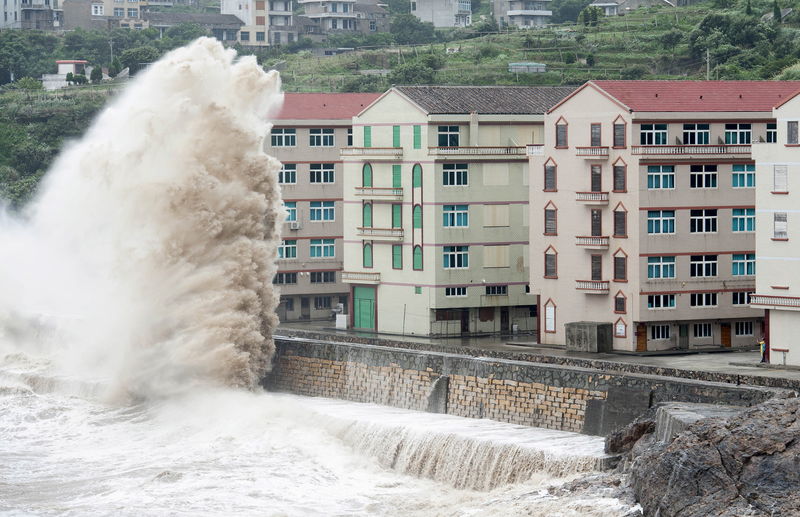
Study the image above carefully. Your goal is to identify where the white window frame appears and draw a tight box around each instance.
[314,296,332,309]
[732,164,755,188]
[690,292,718,307]
[640,123,667,145]
[279,163,296,184]
[485,285,508,296]
[310,201,335,221]
[689,255,717,277]
[647,210,675,234]
[689,209,717,233]
[438,125,460,147]
[732,208,755,233]
[91,3,104,15]
[774,212,788,239]
[693,323,712,338]
[689,164,717,189]
[735,321,754,336]
[309,163,335,184]
[278,239,297,259]
[650,324,670,340]
[725,123,751,144]
[647,256,675,279]
[284,202,297,221]
[310,271,336,283]
[767,123,777,143]
[443,204,469,227]
[310,238,335,258]
[443,246,469,269]
[445,287,467,297]
[732,291,752,305]
[683,123,709,145]
[271,128,296,147]
[647,165,674,189]
[732,253,755,276]
[442,163,468,186]
[309,128,334,147]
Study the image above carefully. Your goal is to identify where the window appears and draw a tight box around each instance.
[314,296,332,310]
[774,165,788,192]
[278,239,297,259]
[693,323,712,338]
[591,209,602,236]
[788,121,799,145]
[735,321,754,336]
[774,212,788,239]
[310,239,335,258]
[613,254,627,281]
[445,287,467,297]
[767,123,777,143]
[614,293,626,313]
[438,126,459,147]
[310,201,335,221]
[281,297,294,311]
[413,245,422,270]
[113,7,123,16]
[443,205,468,227]
[647,165,675,189]
[310,271,336,283]
[544,300,556,333]
[690,255,717,277]
[613,164,626,192]
[362,163,372,187]
[689,165,717,189]
[544,163,557,191]
[650,324,670,340]
[363,243,373,268]
[544,247,557,278]
[363,126,372,147]
[732,164,755,188]
[271,128,296,147]
[732,291,753,305]
[392,125,400,147]
[590,165,602,192]
[392,244,402,269]
[647,256,675,279]
[273,272,297,285]
[590,254,602,281]
[412,164,422,188]
[442,163,468,186]
[279,164,296,184]
[413,205,422,229]
[256,15,265,24]
[556,122,568,147]
[309,128,334,147]
[309,163,335,183]
[647,210,675,234]
[648,294,675,309]
[690,292,718,307]
[689,209,717,233]
[615,318,627,338]
[732,253,755,276]
[256,32,265,42]
[725,123,751,144]
[370,20,376,31]
[613,122,625,147]
[640,123,667,145]
[590,123,601,146]
[240,31,250,41]
[284,202,296,221]
[362,203,372,228]
[613,209,627,237]
[347,128,353,146]
[443,246,469,269]
[683,123,709,145]
[544,206,557,235]
[732,208,755,232]
[486,285,508,296]
[392,204,402,228]
[392,164,402,189]
[91,3,104,15]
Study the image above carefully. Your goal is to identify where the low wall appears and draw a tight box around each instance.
[266,337,789,436]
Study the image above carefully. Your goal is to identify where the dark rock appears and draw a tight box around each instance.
[605,407,656,454]
[629,397,800,517]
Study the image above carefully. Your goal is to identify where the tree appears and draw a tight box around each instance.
[164,23,208,45]
[660,29,683,53]
[389,61,436,84]
[65,72,74,85]
[13,76,43,90]
[390,13,436,45]
[90,65,103,84]
[621,65,648,79]
[108,57,122,77]
[586,53,596,66]
[120,46,161,75]
[73,74,88,85]
[746,0,753,16]
[773,0,781,23]
[553,0,593,24]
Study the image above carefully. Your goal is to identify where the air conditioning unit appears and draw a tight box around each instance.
[288,221,302,230]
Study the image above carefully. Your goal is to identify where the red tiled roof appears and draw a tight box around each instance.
[591,80,800,112]
[274,93,381,120]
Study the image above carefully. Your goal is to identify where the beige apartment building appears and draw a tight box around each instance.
[751,91,800,366]
[267,92,380,321]
[221,0,296,46]
[341,86,575,336]
[529,80,800,352]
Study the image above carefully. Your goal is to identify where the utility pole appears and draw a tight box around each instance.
[706,48,710,80]
[109,39,114,63]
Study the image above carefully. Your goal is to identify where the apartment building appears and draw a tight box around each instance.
[529,80,800,352]
[751,91,800,366]
[2,0,61,29]
[266,93,380,322]
[493,0,552,28]
[411,0,471,27]
[220,0,296,46]
[341,85,575,336]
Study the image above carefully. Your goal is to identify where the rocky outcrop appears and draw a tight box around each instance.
[627,397,800,517]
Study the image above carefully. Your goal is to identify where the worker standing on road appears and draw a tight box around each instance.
[759,337,769,363]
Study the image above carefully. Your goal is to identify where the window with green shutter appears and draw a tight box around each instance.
[364,126,371,148]
[392,164,402,188]
[392,245,402,269]
[412,164,422,188]
[413,125,421,149]
[362,163,372,187]
[413,205,422,228]
[362,203,372,227]
[413,246,423,270]
[392,204,402,228]
[393,125,400,148]
[363,243,373,268]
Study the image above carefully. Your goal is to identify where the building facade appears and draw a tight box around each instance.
[266,93,380,322]
[341,86,575,336]
[493,0,552,28]
[1,0,61,29]
[296,0,388,38]
[411,0,471,27]
[529,81,800,351]
[751,92,800,365]
[221,0,297,46]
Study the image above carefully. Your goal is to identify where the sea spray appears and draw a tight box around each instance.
[0,38,284,397]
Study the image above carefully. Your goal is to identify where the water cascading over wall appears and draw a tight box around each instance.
[0,38,285,398]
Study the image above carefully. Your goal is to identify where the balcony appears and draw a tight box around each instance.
[304,11,358,18]
[341,147,403,160]
[575,236,609,249]
[575,146,609,159]
[341,271,380,284]
[631,144,751,159]
[575,191,608,205]
[354,186,404,200]
[750,294,800,309]
[428,146,527,160]
[526,144,544,156]
[508,9,553,16]
[576,280,609,294]
[356,227,404,240]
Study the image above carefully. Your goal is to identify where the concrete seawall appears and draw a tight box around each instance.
[266,336,789,436]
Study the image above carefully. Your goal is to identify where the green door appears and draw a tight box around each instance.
[353,286,376,330]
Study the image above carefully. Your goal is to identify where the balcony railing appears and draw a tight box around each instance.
[428,146,526,157]
[341,147,403,159]
[575,191,609,204]
[341,271,380,284]
[354,186,403,199]
[356,227,404,240]
[575,146,609,158]
[750,294,800,308]
[575,236,609,248]
[576,280,610,294]
[631,144,751,156]
[526,144,544,156]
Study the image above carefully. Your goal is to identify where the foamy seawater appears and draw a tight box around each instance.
[0,348,636,517]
